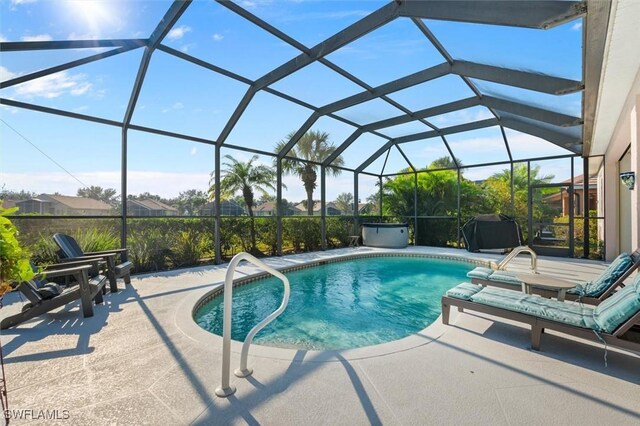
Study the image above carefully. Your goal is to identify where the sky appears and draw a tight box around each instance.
[0,0,585,203]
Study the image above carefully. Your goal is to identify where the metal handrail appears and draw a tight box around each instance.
[491,245,538,273]
[215,252,290,398]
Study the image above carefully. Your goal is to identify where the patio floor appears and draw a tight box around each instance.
[1,247,639,425]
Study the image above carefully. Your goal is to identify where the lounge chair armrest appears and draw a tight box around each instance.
[62,254,115,262]
[84,249,128,256]
[37,265,92,279]
[44,259,103,270]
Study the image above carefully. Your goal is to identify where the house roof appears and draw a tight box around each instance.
[36,194,112,210]
[294,201,339,212]
[129,198,178,211]
[255,202,278,212]
[254,202,302,212]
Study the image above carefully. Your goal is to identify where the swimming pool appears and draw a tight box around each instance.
[195,255,474,350]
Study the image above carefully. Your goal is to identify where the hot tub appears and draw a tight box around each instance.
[361,223,408,248]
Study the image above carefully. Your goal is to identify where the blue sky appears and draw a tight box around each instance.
[1,0,584,202]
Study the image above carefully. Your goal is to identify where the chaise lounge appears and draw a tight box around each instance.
[467,249,640,305]
[1,260,107,329]
[53,233,134,293]
[441,274,640,353]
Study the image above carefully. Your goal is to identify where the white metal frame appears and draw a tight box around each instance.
[489,245,539,273]
[215,252,291,398]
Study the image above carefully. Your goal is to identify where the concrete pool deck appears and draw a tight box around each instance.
[1,246,639,425]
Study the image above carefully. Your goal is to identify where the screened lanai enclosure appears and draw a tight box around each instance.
[1,0,611,272]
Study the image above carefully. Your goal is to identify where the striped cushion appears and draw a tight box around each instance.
[592,275,640,333]
[469,286,597,329]
[467,267,494,280]
[582,253,633,297]
[488,270,521,286]
[446,282,483,300]
[467,267,521,286]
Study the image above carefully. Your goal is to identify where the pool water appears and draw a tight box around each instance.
[195,256,472,350]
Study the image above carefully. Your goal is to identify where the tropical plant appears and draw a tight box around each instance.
[210,155,277,255]
[77,185,119,206]
[175,189,208,216]
[428,156,462,170]
[334,192,354,215]
[275,130,344,216]
[482,163,555,238]
[0,205,35,295]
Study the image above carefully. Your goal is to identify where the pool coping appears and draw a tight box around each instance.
[175,250,492,362]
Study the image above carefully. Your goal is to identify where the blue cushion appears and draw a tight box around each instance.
[579,253,633,297]
[592,275,640,333]
[446,282,483,300]
[467,267,493,280]
[469,286,597,329]
[488,270,521,286]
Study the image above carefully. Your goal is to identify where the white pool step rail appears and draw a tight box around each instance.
[215,252,290,398]
[490,245,538,273]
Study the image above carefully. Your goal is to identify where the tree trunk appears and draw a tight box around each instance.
[243,186,257,252]
[248,206,257,254]
[302,166,317,216]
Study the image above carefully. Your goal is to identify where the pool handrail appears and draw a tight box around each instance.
[490,245,538,273]
[215,252,291,398]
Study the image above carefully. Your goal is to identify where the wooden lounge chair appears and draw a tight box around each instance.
[441,277,640,354]
[467,249,640,305]
[53,233,133,293]
[1,260,107,330]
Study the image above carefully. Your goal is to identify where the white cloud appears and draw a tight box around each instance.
[21,34,53,42]
[13,71,93,99]
[11,0,37,5]
[0,35,8,42]
[167,25,191,40]
[161,102,184,113]
[67,32,98,40]
[212,33,224,42]
[190,146,197,156]
[180,43,196,53]
[0,170,211,199]
[0,66,17,81]
[431,108,494,128]
[571,22,583,31]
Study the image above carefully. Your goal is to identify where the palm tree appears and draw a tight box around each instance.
[274,130,344,216]
[210,155,276,255]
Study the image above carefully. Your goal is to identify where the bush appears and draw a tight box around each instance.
[30,227,120,265]
[283,218,321,252]
[127,218,215,272]
[553,210,603,259]
[326,216,353,248]
[170,229,210,267]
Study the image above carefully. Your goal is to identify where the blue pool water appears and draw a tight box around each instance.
[195,256,472,350]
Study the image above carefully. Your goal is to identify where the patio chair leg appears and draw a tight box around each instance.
[531,325,542,351]
[78,271,94,318]
[106,257,118,293]
[442,302,451,325]
[124,273,131,285]
[94,290,104,305]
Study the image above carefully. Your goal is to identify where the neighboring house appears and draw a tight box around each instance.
[254,202,299,216]
[199,200,246,216]
[127,199,179,216]
[544,174,598,216]
[294,201,342,216]
[14,194,113,215]
[0,199,18,210]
